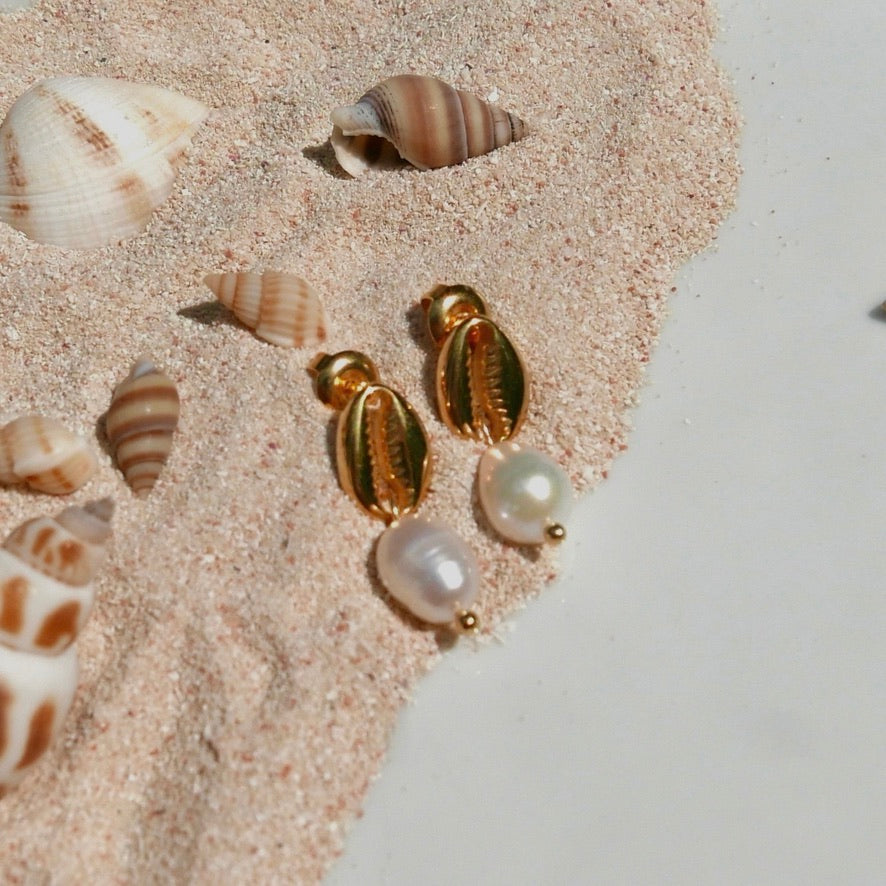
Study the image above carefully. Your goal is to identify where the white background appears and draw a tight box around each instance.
[327,2,886,884]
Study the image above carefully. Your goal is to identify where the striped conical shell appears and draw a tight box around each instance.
[0,498,113,789]
[105,358,180,497]
[0,415,97,495]
[0,76,208,249]
[203,271,327,348]
[330,75,527,177]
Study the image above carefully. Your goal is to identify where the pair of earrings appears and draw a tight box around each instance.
[308,284,574,632]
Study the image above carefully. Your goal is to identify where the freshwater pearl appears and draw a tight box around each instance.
[478,442,574,545]
[376,514,479,625]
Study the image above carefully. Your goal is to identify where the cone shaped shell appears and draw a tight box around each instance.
[0,642,78,789]
[0,499,112,656]
[330,75,527,177]
[0,76,208,248]
[105,358,180,497]
[0,499,111,789]
[203,271,327,348]
[0,415,97,495]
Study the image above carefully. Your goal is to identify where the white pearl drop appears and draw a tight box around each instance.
[376,514,479,624]
[478,442,574,545]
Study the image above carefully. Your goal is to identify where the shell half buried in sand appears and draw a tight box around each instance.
[203,271,327,348]
[0,76,208,249]
[329,74,526,177]
[105,358,180,498]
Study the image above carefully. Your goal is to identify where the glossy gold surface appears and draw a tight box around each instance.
[310,350,431,523]
[422,286,528,444]
[309,351,379,411]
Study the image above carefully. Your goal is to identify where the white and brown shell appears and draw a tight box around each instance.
[0,76,208,249]
[330,74,527,177]
[0,415,97,495]
[105,358,180,497]
[203,271,327,348]
[0,498,113,790]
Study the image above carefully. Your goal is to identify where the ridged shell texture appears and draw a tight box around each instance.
[0,415,97,494]
[0,499,113,789]
[105,358,180,497]
[0,76,208,249]
[203,271,327,348]
[330,74,526,177]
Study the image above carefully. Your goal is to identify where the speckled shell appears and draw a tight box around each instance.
[0,498,113,789]
[330,74,526,177]
[105,358,180,497]
[0,76,208,249]
[0,415,97,495]
[203,271,327,348]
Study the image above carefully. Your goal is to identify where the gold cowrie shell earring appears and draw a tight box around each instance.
[422,284,574,546]
[308,350,480,632]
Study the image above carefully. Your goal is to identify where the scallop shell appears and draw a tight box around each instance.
[105,358,180,497]
[0,76,208,249]
[0,498,113,789]
[330,74,527,177]
[203,271,327,348]
[0,415,97,495]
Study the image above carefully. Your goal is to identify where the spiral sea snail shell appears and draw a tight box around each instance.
[329,74,527,177]
[203,271,327,348]
[105,358,180,498]
[0,415,97,495]
[0,76,208,249]
[0,498,113,790]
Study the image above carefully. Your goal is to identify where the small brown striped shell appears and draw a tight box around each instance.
[0,76,208,249]
[0,498,113,789]
[330,75,527,177]
[0,415,97,495]
[105,358,180,497]
[203,271,327,348]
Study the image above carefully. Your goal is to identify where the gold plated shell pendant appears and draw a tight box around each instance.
[0,76,208,248]
[423,284,574,547]
[330,74,527,177]
[203,271,327,348]
[0,498,113,790]
[422,284,528,444]
[105,357,180,498]
[0,415,97,494]
[309,350,480,630]
[309,351,430,523]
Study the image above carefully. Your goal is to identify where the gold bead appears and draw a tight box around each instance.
[308,350,379,410]
[545,523,567,544]
[457,610,480,633]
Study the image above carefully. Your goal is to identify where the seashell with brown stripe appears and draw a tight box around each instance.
[105,358,180,498]
[330,74,527,177]
[0,76,208,249]
[0,498,113,790]
[203,270,327,348]
[0,415,97,495]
